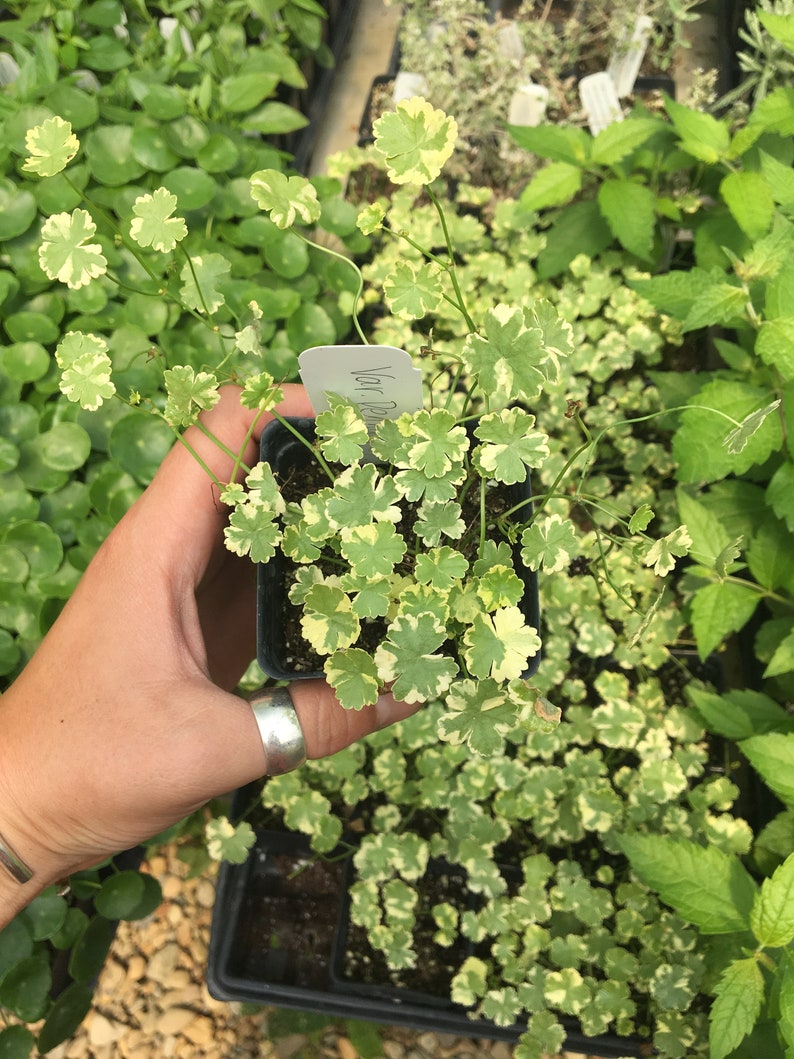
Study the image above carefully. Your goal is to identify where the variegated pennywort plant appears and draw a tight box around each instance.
[22,97,699,756]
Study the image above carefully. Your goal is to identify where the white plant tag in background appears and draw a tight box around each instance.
[508,83,549,127]
[497,22,525,62]
[298,345,423,435]
[393,71,428,104]
[607,14,653,97]
[580,72,624,134]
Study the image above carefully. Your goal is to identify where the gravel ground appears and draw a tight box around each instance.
[40,845,595,1059]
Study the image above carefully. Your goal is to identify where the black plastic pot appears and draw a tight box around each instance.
[255,416,541,683]
[207,822,649,1058]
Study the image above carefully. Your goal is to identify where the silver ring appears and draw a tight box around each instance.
[249,686,307,775]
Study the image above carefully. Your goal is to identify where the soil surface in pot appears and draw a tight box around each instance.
[230,851,345,990]
[338,865,472,1001]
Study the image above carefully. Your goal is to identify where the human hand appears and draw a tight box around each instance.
[0,386,415,922]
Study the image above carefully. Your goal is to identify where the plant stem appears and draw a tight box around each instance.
[426,186,477,333]
[294,232,369,345]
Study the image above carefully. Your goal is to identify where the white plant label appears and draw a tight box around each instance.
[580,72,624,134]
[508,83,550,127]
[497,22,525,62]
[298,345,423,434]
[607,14,653,97]
[393,71,428,104]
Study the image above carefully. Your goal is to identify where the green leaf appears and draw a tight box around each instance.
[710,958,765,1059]
[682,281,746,331]
[129,188,187,253]
[163,365,220,428]
[618,834,758,933]
[383,261,444,318]
[94,870,145,919]
[472,408,549,484]
[687,686,793,740]
[720,170,775,240]
[451,955,489,1004]
[324,648,381,709]
[520,161,582,210]
[315,396,368,464]
[23,116,79,177]
[302,583,360,654]
[751,851,794,947]
[629,504,654,532]
[507,122,591,165]
[340,522,406,578]
[39,209,107,290]
[520,514,578,573]
[36,982,93,1054]
[325,464,402,528]
[758,9,794,49]
[690,581,759,659]
[742,732,794,809]
[246,101,309,135]
[415,499,465,547]
[644,525,692,576]
[372,96,458,185]
[374,613,458,704]
[219,72,279,113]
[725,400,784,452]
[462,304,552,403]
[68,915,113,983]
[224,503,282,563]
[463,607,540,682]
[0,1025,36,1059]
[179,253,230,313]
[437,678,517,755]
[0,955,51,1022]
[249,169,321,229]
[591,117,664,165]
[205,817,256,864]
[597,178,656,260]
[756,321,794,382]
[764,626,794,679]
[665,96,730,163]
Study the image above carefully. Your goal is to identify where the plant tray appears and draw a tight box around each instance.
[207,822,649,1058]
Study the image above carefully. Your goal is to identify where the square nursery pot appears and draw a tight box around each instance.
[256,416,541,683]
[207,813,648,1058]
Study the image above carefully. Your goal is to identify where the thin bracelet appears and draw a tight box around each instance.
[0,829,33,885]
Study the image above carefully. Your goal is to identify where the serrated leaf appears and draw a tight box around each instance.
[39,209,107,289]
[690,580,759,659]
[709,957,765,1059]
[224,503,283,563]
[163,365,220,427]
[742,732,794,809]
[302,584,360,654]
[628,503,654,532]
[372,96,458,185]
[591,116,664,165]
[249,169,321,228]
[687,686,793,740]
[725,400,783,454]
[384,260,444,318]
[324,648,380,709]
[463,607,540,682]
[720,169,775,240]
[756,321,794,382]
[682,281,746,331]
[750,851,794,946]
[129,187,187,252]
[618,834,757,933]
[472,408,549,484]
[643,525,692,576]
[55,330,115,410]
[462,304,555,402]
[325,463,402,528]
[23,116,79,177]
[437,678,517,755]
[507,122,591,164]
[315,396,369,464]
[205,817,256,863]
[415,499,465,546]
[520,161,582,210]
[520,514,578,573]
[398,409,469,479]
[374,613,457,703]
[665,96,730,163]
[340,522,406,578]
[597,178,656,260]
